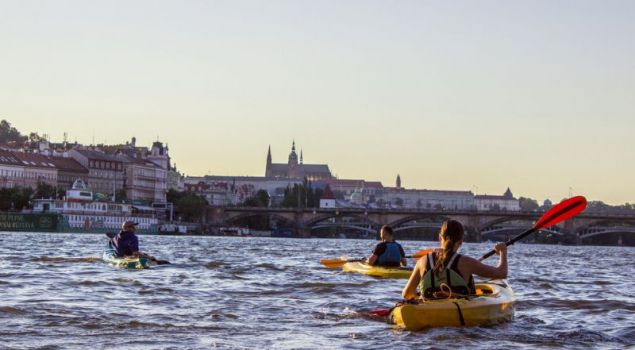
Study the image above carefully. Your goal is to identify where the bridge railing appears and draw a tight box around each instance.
[208,205,635,219]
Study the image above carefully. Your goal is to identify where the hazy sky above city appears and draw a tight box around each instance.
[1,1,634,204]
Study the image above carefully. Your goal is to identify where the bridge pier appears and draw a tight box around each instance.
[473,229,482,243]
[562,219,581,245]
[296,227,311,238]
[465,216,482,243]
[294,211,311,238]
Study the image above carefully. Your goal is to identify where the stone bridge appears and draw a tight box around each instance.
[206,206,635,243]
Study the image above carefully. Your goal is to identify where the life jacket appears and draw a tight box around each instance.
[376,242,403,267]
[110,230,139,257]
[421,252,475,299]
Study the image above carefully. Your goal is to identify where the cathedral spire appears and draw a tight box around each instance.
[265,145,272,177]
[300,149,303,164]
[396,174,402,188]
[288,140,298,166]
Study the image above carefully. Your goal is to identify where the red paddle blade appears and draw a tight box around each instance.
[368,309,391,317]
[534,196,587,230]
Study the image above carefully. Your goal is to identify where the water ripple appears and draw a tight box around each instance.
[0,232,633,349]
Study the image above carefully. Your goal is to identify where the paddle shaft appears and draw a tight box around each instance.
[479,227,536,261]
[479,196,587,261]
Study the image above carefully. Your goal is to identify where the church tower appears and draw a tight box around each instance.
[265,145,272,177]
[396,174,402,188]
[148,141,169,170]
[503,187,514,199]
[288,141,299,178]
[288,141,298,167]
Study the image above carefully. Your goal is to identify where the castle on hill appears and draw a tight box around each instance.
[265,141,333,181]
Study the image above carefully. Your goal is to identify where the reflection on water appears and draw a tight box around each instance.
[0,232,633,349]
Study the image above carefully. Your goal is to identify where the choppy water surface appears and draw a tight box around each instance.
[0,232,633,349]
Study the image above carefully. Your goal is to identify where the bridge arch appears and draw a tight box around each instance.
[388,214,453,228]
[304,213,380,228]
[310,223,377,234]
[580,229,635,240]
[573,218,635,235]
[478,216,541,232]
[225,212,294,225]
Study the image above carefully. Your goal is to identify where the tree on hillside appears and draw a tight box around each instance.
[0,120,27,146]
[242,189,270,207]
[518,197,539,211]
[29,132,44,143]
[281,181,322,208]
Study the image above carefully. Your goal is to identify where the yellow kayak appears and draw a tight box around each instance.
[389,279,515,330]
[341,261,413,279]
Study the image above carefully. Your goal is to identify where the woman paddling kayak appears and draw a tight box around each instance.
[402,220,507,300]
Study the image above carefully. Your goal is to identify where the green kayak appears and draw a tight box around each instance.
[102,243,150,269]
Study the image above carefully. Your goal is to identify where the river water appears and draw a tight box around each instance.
[0,232,633,349]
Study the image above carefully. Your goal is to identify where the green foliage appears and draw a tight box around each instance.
[167,189,208,221]
[115,189,127,202]
[177,194,208,221]
[518,197,540,211]
[242,189,270,207]
[57,187,66,200]
[256,189,270,207]
[281,180,323,208]
[0,187,33,211]
[541,199,553,210]
[34,182,57,199]
[0,120,27,146]
[29,132,43,143]
[586,201,635,214]
[166,189,184,204]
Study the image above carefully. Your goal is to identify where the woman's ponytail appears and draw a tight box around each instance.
[433,220,465,275]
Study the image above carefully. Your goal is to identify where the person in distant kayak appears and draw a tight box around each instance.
[402,220,507,300]
[366,225,407,267]
[111,221,144,258]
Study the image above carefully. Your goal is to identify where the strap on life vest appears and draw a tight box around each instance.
[422,251,471,299]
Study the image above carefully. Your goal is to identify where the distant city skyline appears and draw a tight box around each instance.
[2,1,634,205]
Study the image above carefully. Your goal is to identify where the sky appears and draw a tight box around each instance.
[1,1,634,204]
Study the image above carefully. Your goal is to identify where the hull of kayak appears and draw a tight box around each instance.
[389,279,515,330]
[102,245,149,269]
[342,261,412,279]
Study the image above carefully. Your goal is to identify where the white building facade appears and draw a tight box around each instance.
[474,188,521,211]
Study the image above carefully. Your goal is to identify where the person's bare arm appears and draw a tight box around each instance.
[402,259,424,300]
[462,243,507,279]
[367,254,378,266]
[400,257,407,267]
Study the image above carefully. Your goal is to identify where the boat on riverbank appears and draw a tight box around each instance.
[25,179,160,234]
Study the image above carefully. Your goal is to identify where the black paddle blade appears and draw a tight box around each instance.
[105,232,116,239]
